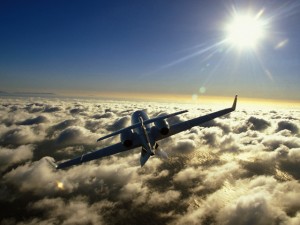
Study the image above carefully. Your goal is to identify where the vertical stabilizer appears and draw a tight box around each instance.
[140,148,151,167]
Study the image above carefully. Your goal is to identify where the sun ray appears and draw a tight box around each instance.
[139,40,226,79]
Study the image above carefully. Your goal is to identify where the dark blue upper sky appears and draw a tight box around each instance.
[1,0,300,100]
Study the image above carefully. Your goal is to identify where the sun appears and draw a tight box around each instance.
[225,10,266,49]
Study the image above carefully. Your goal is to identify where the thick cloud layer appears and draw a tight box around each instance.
[0,96,300,225]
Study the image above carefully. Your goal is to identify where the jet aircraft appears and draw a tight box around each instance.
[53,95,237,169]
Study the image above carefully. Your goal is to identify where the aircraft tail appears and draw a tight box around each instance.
[140,148,151,167]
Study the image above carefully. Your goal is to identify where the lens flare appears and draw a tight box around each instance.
[199,86,206,94]
[275,39,289,49]
[192,94,198,101]
[56,181,64,190]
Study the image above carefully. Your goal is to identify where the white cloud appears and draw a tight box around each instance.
[1,96,300,225]
[173,167,200,185]
[172,139,197,154]
[55,126,99,146]
[148,190,181,206]
[28,197,105,225]
[3,157,61,195]
[1,125,46,145]
[0,145,34,172]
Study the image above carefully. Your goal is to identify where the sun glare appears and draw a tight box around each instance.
[226,10,266,49]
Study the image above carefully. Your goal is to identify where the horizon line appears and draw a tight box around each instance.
[1,90,300,108]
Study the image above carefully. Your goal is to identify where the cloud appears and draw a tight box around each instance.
[1,125,46,145]
[276,120,299,134]
[92,112,115,119]
[27,197,105,225]
[201,161,245,190]
[217,192,278,225]
[262,134,300,150]
[0,145,34,173]
[276,147,300,179]
[200,127,223,147]
[3,157,61,195]
[1,97,300,225]
[24,103,45,113]
[235,116,271,133]
[51,119,80,132]
[106,116,130,131]
[43,105,62,113]
[200,118,231,133]
[247,116,271,131]
[173,167,200,185]
[55,126,99,146]
[172,139,197,154]
[148,190,181,205]
[17,115,49,126]
[173,176,300,225]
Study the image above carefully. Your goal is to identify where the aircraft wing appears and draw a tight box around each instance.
[55,134,141,169]
[55,110,189,169]
[153,95,237,141]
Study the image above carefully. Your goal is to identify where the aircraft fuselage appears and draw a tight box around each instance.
[131,110,156,165]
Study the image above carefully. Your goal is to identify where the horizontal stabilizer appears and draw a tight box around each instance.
[97,110,188,142]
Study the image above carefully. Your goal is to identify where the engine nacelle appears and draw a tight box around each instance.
[121,129,134,147]
[154,120,170,135]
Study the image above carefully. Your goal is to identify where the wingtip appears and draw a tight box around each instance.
[45,158,59,169]
[232,95,238,110]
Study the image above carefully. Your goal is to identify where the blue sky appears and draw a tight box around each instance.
[1,0,300,101]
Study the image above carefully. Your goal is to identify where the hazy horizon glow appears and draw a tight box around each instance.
[2,91,300,110]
